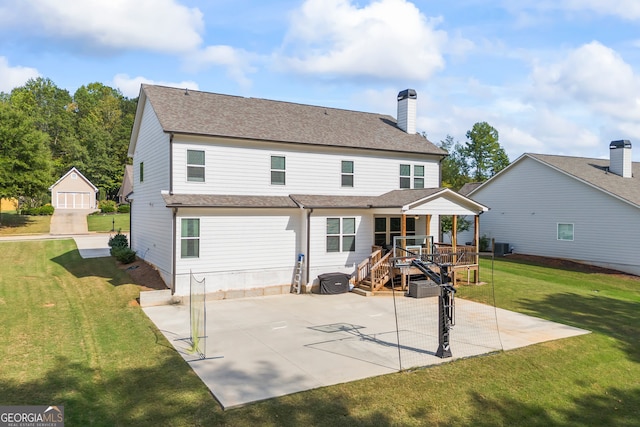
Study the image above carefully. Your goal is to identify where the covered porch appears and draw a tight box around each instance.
[353,188,488,295]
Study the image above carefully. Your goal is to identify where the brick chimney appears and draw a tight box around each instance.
[609,140,632,178]
[397,89,417,134]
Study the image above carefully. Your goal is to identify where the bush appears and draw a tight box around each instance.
[20,205,55,216]
[117,203,130,213]
[112,246,137,264]
[108,231,129,251]
[38,204,55,215]
[99,200,117,213]
[479,234,490,252]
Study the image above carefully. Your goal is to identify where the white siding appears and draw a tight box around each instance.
[130,98,173,285]
[473,156,640,274]
[307,211,373,283]
[173,208,302,295]
[170,137,440,196]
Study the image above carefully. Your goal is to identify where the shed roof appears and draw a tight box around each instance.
[48,167,98,192]
[131,85,446,157]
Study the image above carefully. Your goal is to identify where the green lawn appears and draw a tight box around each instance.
[87,213,130,232]
[0,211,51,235]
[0,242,638,426]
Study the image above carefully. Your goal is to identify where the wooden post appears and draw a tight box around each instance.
[426,214,432,254]
[401,214,407,290]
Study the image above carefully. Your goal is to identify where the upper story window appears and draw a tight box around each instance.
[341,161,354,187]
[326,217,356,252]
[139,162,144,183]
[400,164,425,189]
[557,223,574,241]
[271,156,286,185]
[187,150,205,182]
[400,164,411,188]
[414,165,424,189]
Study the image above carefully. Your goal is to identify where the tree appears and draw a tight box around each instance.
[0,102,52,203]
[441,215,471,243]
[463,122,509,181]
[9,78,83,176]
[439,134,471,190]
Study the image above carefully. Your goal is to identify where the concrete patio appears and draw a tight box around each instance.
[143,292,590,409]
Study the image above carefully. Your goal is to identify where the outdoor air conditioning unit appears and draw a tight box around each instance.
[494,243,510,257]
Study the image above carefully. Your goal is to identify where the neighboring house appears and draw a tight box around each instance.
[49,167,98,210]
[116,165,133,204]
[127,85,488,296]
[467,140,640,275]
[0,198,18,212]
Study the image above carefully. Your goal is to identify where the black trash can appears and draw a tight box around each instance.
[318,273,350,294]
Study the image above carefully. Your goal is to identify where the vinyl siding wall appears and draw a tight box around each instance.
[473,157,640,274]
[171,136,440,195]
[307,211,373,283]
[130,98,173,285]
[173,208,302,294]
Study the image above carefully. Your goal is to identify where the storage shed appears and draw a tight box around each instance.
[49,167,98,210]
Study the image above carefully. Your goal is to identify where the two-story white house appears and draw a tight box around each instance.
[127,85,487,296]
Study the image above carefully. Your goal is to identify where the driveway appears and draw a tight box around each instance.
[49,209,94,235]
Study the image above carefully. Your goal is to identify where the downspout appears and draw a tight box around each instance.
[170,133,176,294]
[169,133,174,195]
[171,207,177,295]
[306,208,314,285]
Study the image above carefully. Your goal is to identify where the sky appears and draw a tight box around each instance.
[1,0,639,161]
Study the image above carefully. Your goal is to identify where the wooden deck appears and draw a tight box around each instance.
[355,244,480,295]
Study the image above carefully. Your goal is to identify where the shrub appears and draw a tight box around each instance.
[20,205,55,216]
[117,203,130,213]
[99,200,117,213]
[108,231,129,252]
[479,234,490,252]
[112,246,137,264]
[38,204,54,215]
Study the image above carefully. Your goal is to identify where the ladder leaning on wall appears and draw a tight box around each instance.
[292,253,305,294]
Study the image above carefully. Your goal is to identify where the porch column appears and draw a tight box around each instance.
[426,214,432,254]
[401,214,407,289]
[474,215,480,263]
[452,215,457,263]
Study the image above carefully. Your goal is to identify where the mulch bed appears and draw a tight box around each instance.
[504,253,640,279]
[117,258,169,291]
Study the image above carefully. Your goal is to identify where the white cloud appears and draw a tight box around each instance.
[277,0,449,81]
[505,0,640,21]
[0,0,204,54]
[0,57,40,92]
[185,45,259,88]
[112,74,199,98]
[530,41,640,122]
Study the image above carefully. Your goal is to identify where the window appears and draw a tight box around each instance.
[327,218,356,252]
[374,216,416,246]
[187,150,205,182]
[139,162,144,183]
[557,223,574,241]
[341,160,354,187]
[271,156,286,185]
[400,164,427,189]
[414,165,424,189]
[400,164,411,188]
[181,219,200,258]
[71,173,77,179]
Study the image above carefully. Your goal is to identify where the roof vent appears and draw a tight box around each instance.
[397,89,417,134]
[609,140,632,178]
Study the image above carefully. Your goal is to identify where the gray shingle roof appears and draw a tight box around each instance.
[162,189,488,212]
[527,153,640,207]
[162,194,298,208]
[458,182,482,196]
[141,84,446,156]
